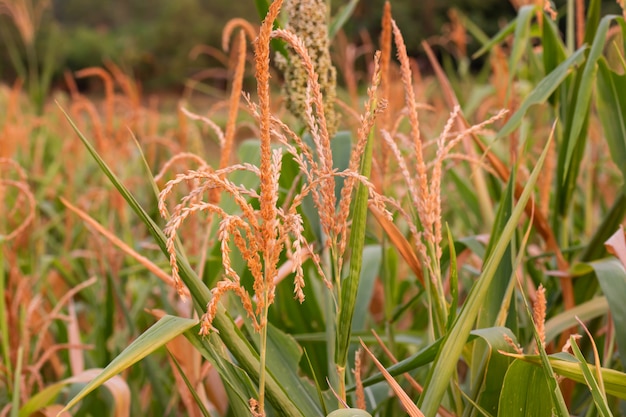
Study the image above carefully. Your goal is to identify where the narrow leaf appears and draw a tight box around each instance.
[59,315,198,413]
[587,257,626,369]
[335,129,374,371]
[570,337,613,417]
[563,15,618,179]
[328,0,360,39]
[497,47,587,139]
[472,19,517,59]
[596,57,626,184]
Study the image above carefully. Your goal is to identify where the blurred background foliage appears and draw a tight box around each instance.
[0,0,621,93]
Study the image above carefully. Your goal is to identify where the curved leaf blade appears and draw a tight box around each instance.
[59,315,198,413]
[497,47,587,139]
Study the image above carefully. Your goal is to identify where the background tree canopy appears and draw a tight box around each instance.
[0,0,621,92]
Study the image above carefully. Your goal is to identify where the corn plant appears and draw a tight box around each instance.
[2,0,626,416]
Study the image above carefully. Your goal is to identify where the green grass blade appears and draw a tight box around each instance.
[445,225,458,329]
[418,135,552,416]
[497,47,587,139]
[59,315,198,413]
[11,347,23,417]
[455,9,490,46]
[472,19,517,59]
[562,15,618,180]
[335,129,374,373]
[328,0,359,39]
[0,243,12,393]
[596,57,626,185]
[167,349,213,417]
[584,0,603,46]
[508,6,536,85]
[569,337,613,417]
[542,15,567,75]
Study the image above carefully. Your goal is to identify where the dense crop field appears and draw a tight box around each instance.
[2,0,626,416]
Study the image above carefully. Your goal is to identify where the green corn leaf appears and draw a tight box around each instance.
[59,315,199,413]
[584,0,603,46]
[445,225,458,329]
[328,0,359,39]
[580,192,626,262]
[472,18,517,59]
[469,168,517,414]
[570,337,613,417]
[542,13,568,107]
[514,352,626,400]
[542,14,567,76]
[253,0,288,59]
[596,57,626,185]
[335,127,374,375]
[497,47,587,139]
[507,6,537,93]
[562,15,619,180]
[587,258,626,370]
[470,327,519,417]
[498,359,554,417]
[185,328,261,416]
[58,106,211,312]
[254,323,325,416]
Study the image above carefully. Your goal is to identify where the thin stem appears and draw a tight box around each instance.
[258,288,271,416]
[0,241,12,393]
[566,0,575,53]
[382,238,397,356]
[197,216,216,283]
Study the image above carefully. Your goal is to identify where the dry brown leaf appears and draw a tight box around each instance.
[360,340,425,417]
[605,225,626,270]
[369,205,424,286]
[67,298,84,375]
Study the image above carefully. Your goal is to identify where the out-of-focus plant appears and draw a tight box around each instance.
[0,0,59,113]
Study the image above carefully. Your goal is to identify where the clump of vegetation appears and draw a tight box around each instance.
[2,0,626,416]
